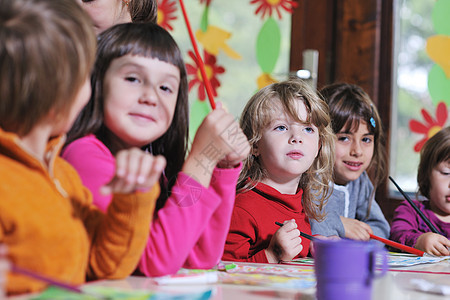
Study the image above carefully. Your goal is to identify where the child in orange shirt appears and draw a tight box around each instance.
[0,0,163,295]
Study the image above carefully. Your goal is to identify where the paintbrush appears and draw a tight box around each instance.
[275,221,316,241]
[11,264,109,299]
[178,0,216,110]
[389,176,443,235]
[368,234,434,257]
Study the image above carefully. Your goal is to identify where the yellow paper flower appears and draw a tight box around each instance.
[257,73,278,89]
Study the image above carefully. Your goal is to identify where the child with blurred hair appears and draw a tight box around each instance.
[0,0,162,294]
[77,0,157,34]
[63,22,250,276]
[310,83,390,240]
[223,78,335,263]
[390,126,450,256]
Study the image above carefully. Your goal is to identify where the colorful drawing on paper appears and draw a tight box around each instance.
[220,262,316,289]
[31,286,213,300]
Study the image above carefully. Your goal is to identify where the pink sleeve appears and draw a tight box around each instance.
[183,164,242,269]
[61,136,115,212]
[138,173,221,276]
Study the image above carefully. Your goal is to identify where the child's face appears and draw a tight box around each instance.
[77,0,131,35]
[255,99,320,184]
[429,160,450,216]
[333,121,374,185]
[103,54,180,149]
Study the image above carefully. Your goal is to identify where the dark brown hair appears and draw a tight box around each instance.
[417,126,450,199]
[128,0,157,24]
[66,22,189,210]
[0,0,96,136]
[319,83,387,216]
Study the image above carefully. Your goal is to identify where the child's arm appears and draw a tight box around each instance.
[83,148,165,280]
[354,173,390,239]
[390,200,445,253]
[414,232,450,256]
[183,165,242,269]
[340,216,373,240]
[182,104,250,187]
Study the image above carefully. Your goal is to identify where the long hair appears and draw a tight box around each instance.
[66,22,189,210]
[319,83,387,217]
[238,77,335,221]
[417,126,450,200]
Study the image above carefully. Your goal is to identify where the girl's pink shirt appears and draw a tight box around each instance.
[62,134,241,276]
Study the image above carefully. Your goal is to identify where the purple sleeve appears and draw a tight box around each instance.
[183,164,241,269]
[61,136,115,212]
[390,200,423,247]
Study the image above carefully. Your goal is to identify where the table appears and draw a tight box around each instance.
[8,257,450,299]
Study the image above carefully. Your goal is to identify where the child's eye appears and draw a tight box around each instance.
[362,137,373,143]
[274,125,287,131]
[304,126,315,134]
[337,136,349,142]
[160,85,173,93]
[125,76,140,83]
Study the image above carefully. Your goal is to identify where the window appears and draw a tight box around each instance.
[390,0,449,194]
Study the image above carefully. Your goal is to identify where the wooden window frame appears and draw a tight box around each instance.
[289,0,402,223]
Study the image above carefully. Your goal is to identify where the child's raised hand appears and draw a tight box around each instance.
[100,148,166,195]
[340,216,373,241]
[183,103,250,186]
[265,220,303,263]
[414,232,450,256]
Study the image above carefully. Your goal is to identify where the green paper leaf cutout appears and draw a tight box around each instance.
[256,17,281,73]
[200,6,209,32]
[189,99,210,139]
[432,0,450,35]
[428,64,450,106]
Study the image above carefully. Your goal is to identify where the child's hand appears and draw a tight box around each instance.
[0,245,10,298]
[183,103,250,185]
[414,232,450,256]
[101,148,166,195]
[340,216,373,241]
[309,235,340,257]
[265,220,303,263]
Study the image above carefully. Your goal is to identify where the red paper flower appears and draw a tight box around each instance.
[186,50,225,101]
[157,0,177,31]
[250,0,298,20]
[199,0,212,6]
[409,102,448,152]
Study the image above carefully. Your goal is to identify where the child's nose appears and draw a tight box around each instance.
[139,86,157,105]
[350,141,362,156]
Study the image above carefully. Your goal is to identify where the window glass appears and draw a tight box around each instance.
[390,0,449,194]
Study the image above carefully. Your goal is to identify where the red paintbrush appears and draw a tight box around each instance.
[178,0,216,110]
[369,234,431,257]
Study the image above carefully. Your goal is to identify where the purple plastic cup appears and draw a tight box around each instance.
[313,239,388,300]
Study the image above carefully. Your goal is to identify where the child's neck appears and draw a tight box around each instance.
[18,124,53,166]
[99,128,134,155]
[260,177,300,195]
[430,202,450,223]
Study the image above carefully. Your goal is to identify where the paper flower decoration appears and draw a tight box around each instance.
[250,0,298,20]
[257,73,278,89]
[157,0,177,31]
[409,102,448,152]
[196,25,242,59]
[186,50,225,101]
